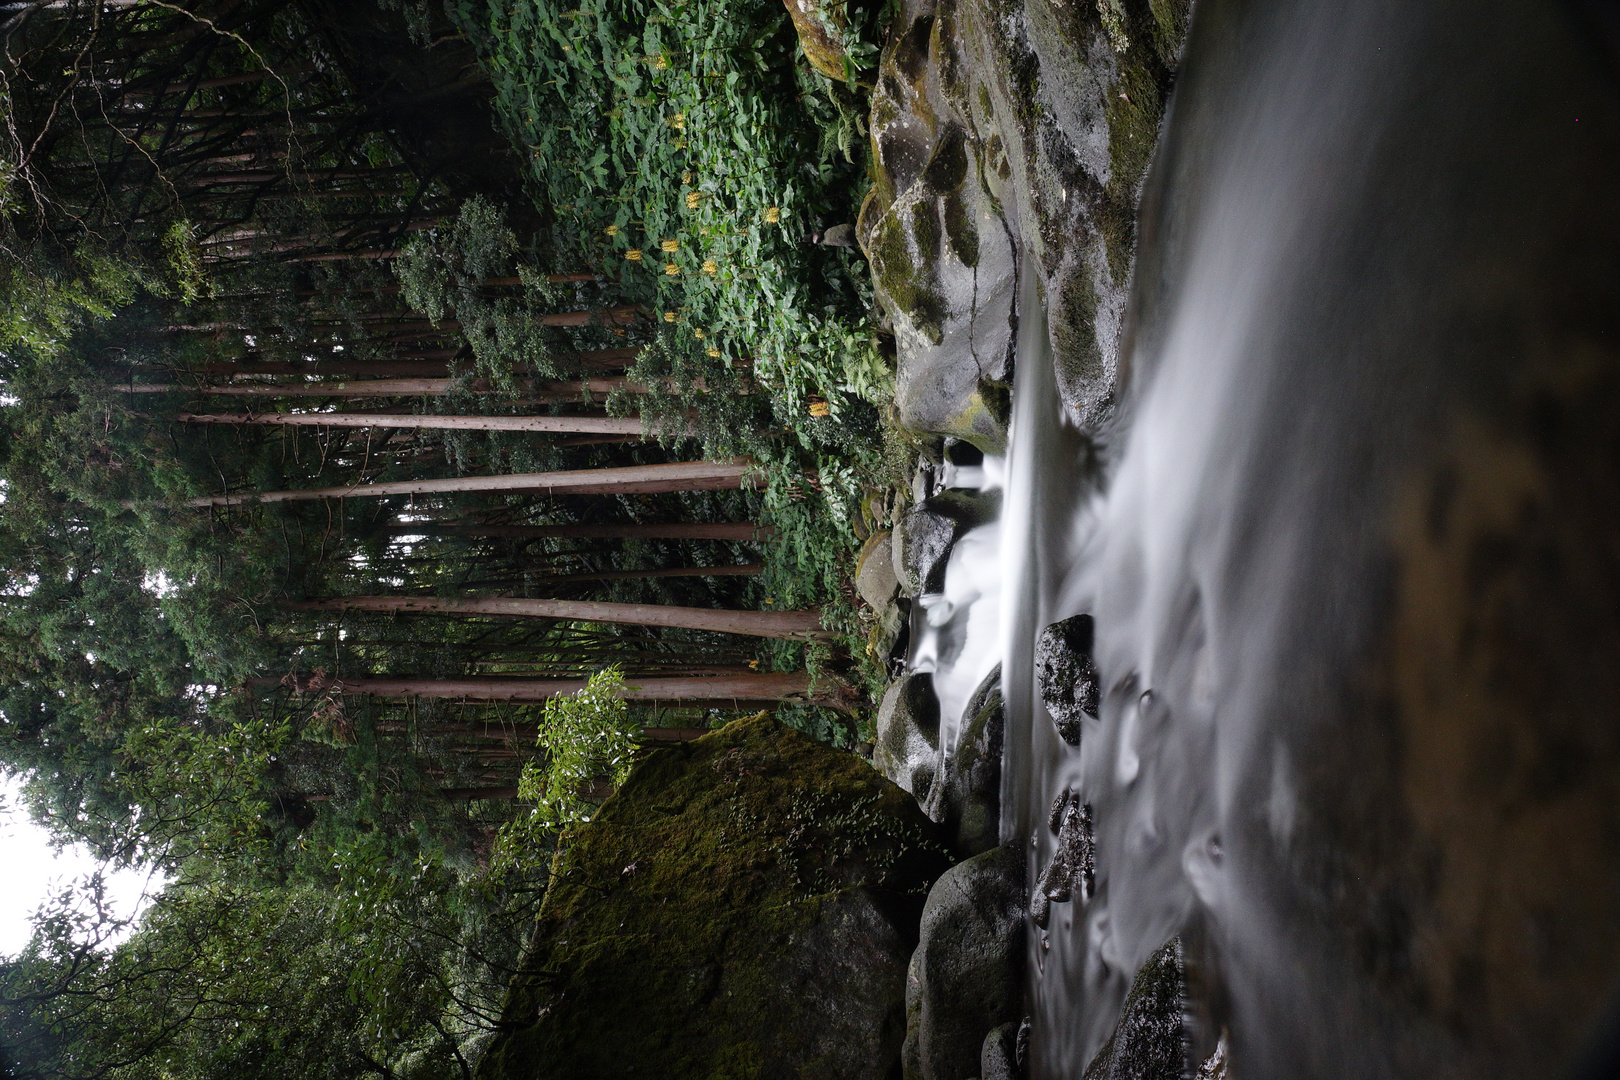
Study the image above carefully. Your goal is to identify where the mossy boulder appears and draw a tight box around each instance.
[478,713,953,1080]
[861,0,1192,435]
[1081,939,1187,1080]
[783,0,853,82]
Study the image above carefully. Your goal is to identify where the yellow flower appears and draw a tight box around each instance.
[693,328,705,339]
[625,249,643,261]
[748,659,760,670]
[764,206,780,223]
[681,171,693,184]
[664,263,680,276]
[808,401,831,417]
[664,310,678,322]
[686,191,701,209]
[668,112,685,130]
[707,347,721,358]
[654,54,668,69]
[660,238,679,252]
[701,259,718,275]
[604,224,619,236]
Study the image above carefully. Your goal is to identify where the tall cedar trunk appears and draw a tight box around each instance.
[175,458,760,507]
[276,671,833,702]
[384,522,774,541]
[120,377,653,397]
[286,596,827,640]
[197,347,640,377]
[175,412,686,436]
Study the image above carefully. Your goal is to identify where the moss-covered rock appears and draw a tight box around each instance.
[478,713,953,1080]
[783,0,853,82]
[1081,938,1188,1080]
[860,0,1192,435]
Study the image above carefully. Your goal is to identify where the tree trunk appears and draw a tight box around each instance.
[175,458,759,508]
[175,412,683,436]
[286,596,827,640]
[277,671,833,701]
[384,522,774,541]
[120,376,641,397]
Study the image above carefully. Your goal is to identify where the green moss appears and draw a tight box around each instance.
[480,713,951,1080]
[943,189,980,268]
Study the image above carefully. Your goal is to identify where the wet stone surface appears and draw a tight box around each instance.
[923,663,1005,855]
[1030,788,1094,930]
[1035,614,1100,746]
[1080,939,1189,1080]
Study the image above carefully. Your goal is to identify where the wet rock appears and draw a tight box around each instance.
[1035,614,1099,745]
[479,712,951,1080]
[1081,939,1188,1080]
[903,845,1027,1080]
[922,664,1004,855]
[868,597,910,673]
[1030,788,1094,930]
[857,530,900,610]
[860,0,1192,437]
[1194,1036,1228,1080]
[817,222,858,246]
[875,673,943,799]
[981,1021,1022,1080]
[893,489,1001,597]
[782,0,852,82]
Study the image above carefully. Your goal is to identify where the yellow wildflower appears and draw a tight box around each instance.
[654,54,668,69]
[604,223,619,236]
[693,328,705,339]
[625,248,643,261]
[764,206,780,223]
[748,659,760,670]
[701,259,718,275]
[686,191,701,209]
[668,112,685,130]
[664,262,680,276]
[681,171,693,184]
[660,238,679,252]
[707,347,722,358]
[808,401,831,417]
[664,310,678,323]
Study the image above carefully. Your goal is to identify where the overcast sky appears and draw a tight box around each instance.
[0,774,164,957]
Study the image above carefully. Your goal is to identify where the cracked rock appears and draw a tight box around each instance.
[1031,788,1095,930]
[1035,614,1100,745]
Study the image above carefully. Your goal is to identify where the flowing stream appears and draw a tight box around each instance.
[913,0,1620,1074]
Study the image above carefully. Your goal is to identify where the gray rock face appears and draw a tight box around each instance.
[1081,939,1188,1080]
[903,845,1027,1080]
[893,490,1001,597]
[1030,788,1094,930]
[857,530,900,610]
[923,664,1004,855]
[860,0,1192,438]
[875,673,943,799]
[1035,614,1099,745]
[981,1021,1022,1080]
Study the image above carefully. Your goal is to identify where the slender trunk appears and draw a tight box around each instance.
[276,671,832,701]
[120,377,651,398]
[176,412,679,436]
[384,522,774,541]
[507,564,762,584]
[286,596,826,640]
[173,459,759,508]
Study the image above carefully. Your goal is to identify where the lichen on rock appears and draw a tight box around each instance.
[478,712,952,1080]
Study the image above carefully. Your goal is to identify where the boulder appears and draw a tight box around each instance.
[478,713,952,1080]
[981,1022,1022,1080]
[857,530,900,611]
[893,490,1000,597]
[923,664,1004,856]
[1081,939,1188,1080]
[1035,614,1100,746]
[903,845,1027,1080]
[859,0,1192,437]
[875,673,943,799]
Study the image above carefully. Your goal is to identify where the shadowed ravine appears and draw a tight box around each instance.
[916,0,1620,1075]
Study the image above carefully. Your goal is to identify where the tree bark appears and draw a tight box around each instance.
[175,458,759,508]
[383,522,774,541]
[286,596,827,640]
[278,671,832,701]
[121,376,641,397]
[175,412,682,436]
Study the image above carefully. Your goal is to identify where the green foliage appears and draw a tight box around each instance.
[0,247,143,360]
[512,667,639,836]
[395,196,563,390]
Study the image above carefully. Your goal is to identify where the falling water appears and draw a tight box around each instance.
[918,0,1620,1074]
